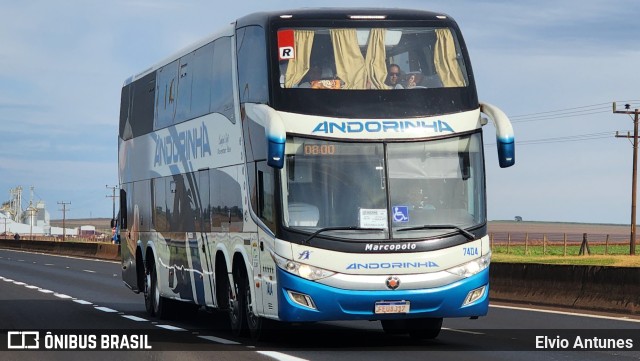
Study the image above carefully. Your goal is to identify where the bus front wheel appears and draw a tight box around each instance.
[381,317,443,339]
[407,317,443,340]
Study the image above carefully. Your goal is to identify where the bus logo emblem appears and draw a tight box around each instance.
[385,276,401,290]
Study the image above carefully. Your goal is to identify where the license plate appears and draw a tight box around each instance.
[374,300,410,314]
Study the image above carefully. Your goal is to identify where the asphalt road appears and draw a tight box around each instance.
[0,248,639,361]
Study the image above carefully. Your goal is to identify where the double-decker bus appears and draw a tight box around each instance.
[117,8,515,340]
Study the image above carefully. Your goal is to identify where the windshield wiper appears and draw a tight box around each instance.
[303,226,385,245]
[396,224,475,240]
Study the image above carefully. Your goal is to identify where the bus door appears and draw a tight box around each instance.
[255,161,279,318]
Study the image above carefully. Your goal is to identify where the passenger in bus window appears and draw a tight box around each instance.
[385,64,403,89]
[404,73,424,89]
[298,65,322,88]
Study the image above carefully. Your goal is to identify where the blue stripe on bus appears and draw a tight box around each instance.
[276,268,489,322]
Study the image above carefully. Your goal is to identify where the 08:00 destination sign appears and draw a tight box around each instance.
[304,144,336,155]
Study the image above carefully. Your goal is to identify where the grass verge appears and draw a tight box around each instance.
[492,253,640,267]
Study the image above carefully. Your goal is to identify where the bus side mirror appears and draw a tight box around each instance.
[480,102,515,168]
[119,188,128,229]
[267,138,285,169]
[497,139,515,168]
[245,104,286,169]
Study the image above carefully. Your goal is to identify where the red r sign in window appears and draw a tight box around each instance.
[278,30,295,60]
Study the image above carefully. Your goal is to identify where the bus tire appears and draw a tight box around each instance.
[244,274,266,341]
[229,267,248,337]
[144,260,167,318]
[380,319,408,335]
[407,317,443,340]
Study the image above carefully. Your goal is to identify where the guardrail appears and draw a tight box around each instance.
[491,263,640,315]
[0,238,637,315]
[0,238,120,261]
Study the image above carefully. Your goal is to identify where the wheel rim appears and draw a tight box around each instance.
[245,279,258,329]
[229,281,241,326]
[145,273,151,297]
[153,271,160,313]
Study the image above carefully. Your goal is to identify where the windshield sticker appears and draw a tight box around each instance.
[359,209,388,229]
[392,206,410,223]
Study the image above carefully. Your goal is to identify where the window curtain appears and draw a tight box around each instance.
[330,29,367,89]
[365,29,389,90]
[434,29,466,87]
[284,30,315,88]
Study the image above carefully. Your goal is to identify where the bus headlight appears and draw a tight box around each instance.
[445,252,491,278]
[271,252,335,281]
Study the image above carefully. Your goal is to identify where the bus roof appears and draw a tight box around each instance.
[123,8,455,86]
[236,8,452,27]
[123,24,235,86]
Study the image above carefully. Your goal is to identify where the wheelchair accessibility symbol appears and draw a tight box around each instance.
[392,206,409,223]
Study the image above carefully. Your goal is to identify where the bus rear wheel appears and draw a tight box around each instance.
[229,266,269,340]
[229,269,248,337]
[244,276,266,340]
[144,260,169,318]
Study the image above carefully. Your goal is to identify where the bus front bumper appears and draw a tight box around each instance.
[276,267,489,322]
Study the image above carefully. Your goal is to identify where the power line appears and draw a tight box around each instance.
[484,131,617,147]
[510,100,640,119]
[510,102,611,119]
[511,110,611,123]
[509,100,640,123]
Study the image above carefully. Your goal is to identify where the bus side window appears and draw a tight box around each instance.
[256,161,276,232]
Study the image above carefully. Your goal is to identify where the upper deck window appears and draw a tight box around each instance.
[277,27,468,90]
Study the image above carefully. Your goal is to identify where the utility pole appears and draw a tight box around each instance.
[106,185,119,221]
[614,102,639,255]
[58,201,71,242]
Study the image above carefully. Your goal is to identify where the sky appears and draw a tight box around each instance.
[1,0,639,224]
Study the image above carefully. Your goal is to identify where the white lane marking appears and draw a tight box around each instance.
[54,293,73,299]
[83,269,96,273]
[2,278,14,282]
[12,281,26,286]
[73,299,92,305]
[121,315,148,322]
[45,264,55,266]
[95,306,118,313]
[38,289,54,294]
[25,285,39,289]
[198,335,241,345]
[491,304,640,323]
[155,324,186,331]
[442,328,484,335]
[257,351,311,361]
[0,248,119,264]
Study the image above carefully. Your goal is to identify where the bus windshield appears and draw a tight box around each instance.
[281,133,485,241]
[278,27,468,90]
